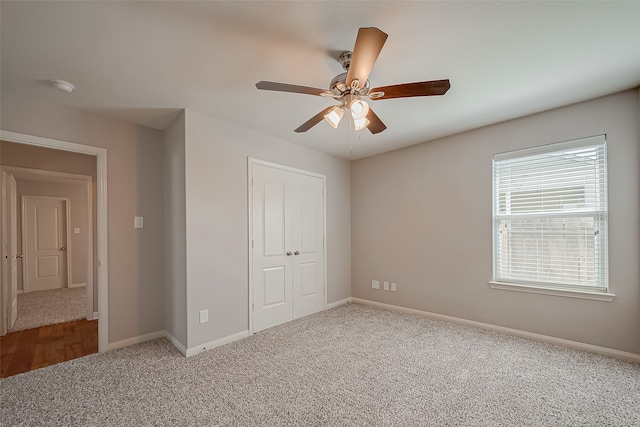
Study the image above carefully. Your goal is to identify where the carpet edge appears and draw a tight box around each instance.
[349,297,640,363]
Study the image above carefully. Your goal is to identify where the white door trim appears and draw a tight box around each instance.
[247,157,327,335]
[1,171,9,335]
[0,130,108,353]
[21,195,72,291]
[3,166,94,320]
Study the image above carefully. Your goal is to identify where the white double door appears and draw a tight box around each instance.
[252,162,325,333]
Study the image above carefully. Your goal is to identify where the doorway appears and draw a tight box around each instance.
[249,159,327,333]
[0,131,108,353]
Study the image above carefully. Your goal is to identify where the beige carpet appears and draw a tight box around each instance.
[1,303,639,426]
[9,287,87,332]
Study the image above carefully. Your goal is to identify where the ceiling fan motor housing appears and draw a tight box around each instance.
[330,72,370,97]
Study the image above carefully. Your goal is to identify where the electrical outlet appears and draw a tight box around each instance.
[391,282,397,292]
[199,309,209,324]
[383,281,389,291]
[372,280,380,289]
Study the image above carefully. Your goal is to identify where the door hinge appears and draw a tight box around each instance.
[252,240,254,248]
[252,302,254,311]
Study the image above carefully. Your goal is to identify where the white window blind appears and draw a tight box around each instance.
[492,136,608,292]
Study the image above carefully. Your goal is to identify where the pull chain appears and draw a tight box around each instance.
[349,112,353,157]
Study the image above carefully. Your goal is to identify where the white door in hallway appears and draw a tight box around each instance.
[23,196,68,292]
[251,162,325,333]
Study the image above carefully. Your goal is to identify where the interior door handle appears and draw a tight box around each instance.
[286,251,293,256]
[294,251,300,255]
[60,247,66,251]
[16,254,24,259]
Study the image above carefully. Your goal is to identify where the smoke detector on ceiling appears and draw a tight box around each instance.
[50,79,75,93]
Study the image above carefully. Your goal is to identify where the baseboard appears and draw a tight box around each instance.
[70,282,86,288]
[349,297,640,364]
[186,330,250,357]
[326,298,350,309]
[164,331,187,356]
[107,330,166,352]
[105,329,249,357]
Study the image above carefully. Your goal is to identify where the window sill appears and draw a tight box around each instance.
[489,281,615,302]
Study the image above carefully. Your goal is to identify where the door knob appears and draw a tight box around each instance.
[16,254,24,259]
[286,251,293,256]
[60,247,66,251]
[294,251,300,255]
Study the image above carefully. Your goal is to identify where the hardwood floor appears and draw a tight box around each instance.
[1,319,98,378]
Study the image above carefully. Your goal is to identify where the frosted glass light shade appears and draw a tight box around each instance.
[349,99,369,120]
[353,117,370,131]
[324,106,344,128]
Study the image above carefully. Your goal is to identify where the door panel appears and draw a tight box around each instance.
[263,266,286,307]
[300,185,318,252]
[24,197,67,292]
[299,262,319,297]
[264,181,286,256]
[37,256,60,278]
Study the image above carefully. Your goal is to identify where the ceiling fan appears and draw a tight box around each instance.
[256,27,450,135]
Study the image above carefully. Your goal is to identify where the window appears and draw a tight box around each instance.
[492,135,609,296]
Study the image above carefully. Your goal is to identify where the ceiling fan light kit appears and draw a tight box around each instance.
[349,99,369,119]
[256,27,450,135]
[353,117,370,131]
[324,106,344,128]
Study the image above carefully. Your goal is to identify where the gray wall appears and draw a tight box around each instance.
[1,92,165,344]
[163,111,187,348]
[351,89,640,353]
[184,109,351,349]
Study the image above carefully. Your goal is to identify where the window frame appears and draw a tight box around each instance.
[490,135,614,301]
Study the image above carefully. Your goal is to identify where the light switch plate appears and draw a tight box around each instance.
[134,216,144,228]
[372,280,380,289]
[391,283,397,292]
[199,309,209,324]
[383,281,389,291]
[74,227,80,234]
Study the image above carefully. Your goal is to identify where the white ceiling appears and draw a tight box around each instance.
[2,1,640,160]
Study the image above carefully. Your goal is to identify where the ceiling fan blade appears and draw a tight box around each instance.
[370,79,450,100]
[294,106,335,133]
[366,108,387,134]
[345,27,388,90]
[256,81,329,96]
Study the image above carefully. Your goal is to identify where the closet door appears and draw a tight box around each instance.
[251,162,325,333]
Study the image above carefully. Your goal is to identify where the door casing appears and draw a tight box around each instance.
[0,130,108,353]
[8,174,18,329]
